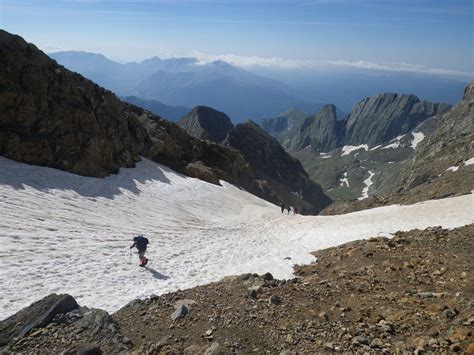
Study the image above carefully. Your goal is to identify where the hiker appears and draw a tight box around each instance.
[287,206,291,214]
[130,235,149,267]
[294,207,298,215]
[281,203,285,213]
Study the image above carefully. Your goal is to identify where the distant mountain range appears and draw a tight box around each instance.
[49,51,324,122]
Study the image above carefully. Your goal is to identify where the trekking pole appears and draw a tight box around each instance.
[129,248,131,264]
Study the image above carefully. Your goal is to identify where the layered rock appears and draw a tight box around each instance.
[224,121,332,213]
[290,104,344,152]
[345,93,450,146]
[178,106,234,143]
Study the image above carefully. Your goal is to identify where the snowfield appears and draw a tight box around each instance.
[1,157,473,320]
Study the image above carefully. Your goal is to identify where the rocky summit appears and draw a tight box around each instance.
[0,30,331,214]
[2,224,472,353]
[178,106,234,143]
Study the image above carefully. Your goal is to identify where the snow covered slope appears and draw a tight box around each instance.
[1,157,473,320]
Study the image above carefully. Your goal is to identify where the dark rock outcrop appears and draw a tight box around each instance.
[0,30,149,177]
[0,293,78,347]
[178,106,234,143]
[344,93,450,146]
[290,104,344,152]
[224,121,332,213]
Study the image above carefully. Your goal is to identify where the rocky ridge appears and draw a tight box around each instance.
[2,224,473,353]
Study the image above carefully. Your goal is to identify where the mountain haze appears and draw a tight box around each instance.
[49,51,323,122]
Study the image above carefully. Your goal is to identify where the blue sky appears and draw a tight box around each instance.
[1,0,472,75]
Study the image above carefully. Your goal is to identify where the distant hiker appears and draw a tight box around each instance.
[294,207,298,215]
[130,235,149,267]
[287,206,291,214]
[281,203,285,213]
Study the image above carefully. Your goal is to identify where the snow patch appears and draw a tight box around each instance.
[446,166,459,172]
[411,131,425,149]
[341,145,369,156]
[369,145,382,151]
[358,170,375,200]
[320,155,332,159]
[464,157,474,166]
[339,172,349,187]
[382,134,406,149]
[1,157,473,320]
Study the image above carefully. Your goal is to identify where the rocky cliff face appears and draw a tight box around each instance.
[178,106,234,143]
[289,104,344,152]
[345,93,450,146]
[224,121,332,214]
[0,30,149,177]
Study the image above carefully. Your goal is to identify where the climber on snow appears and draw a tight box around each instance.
[130,235,149,267]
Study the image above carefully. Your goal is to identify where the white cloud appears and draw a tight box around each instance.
[191,51,473,79]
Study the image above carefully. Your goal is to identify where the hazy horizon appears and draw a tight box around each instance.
[2,0,472,77]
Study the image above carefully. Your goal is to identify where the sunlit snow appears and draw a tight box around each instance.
[1,157,473,320]
[411,131,425,149]
[358,170,375,200]
[341,145,369,156]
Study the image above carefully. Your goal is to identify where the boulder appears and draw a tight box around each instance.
[0,293,78,346]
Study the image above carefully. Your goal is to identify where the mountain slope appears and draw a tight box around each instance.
[321,80,474,213]
[399,80,474,193]
[224,121,332,213]
[0,31,148,177]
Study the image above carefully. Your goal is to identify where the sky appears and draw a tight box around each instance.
[1,0,472,77]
